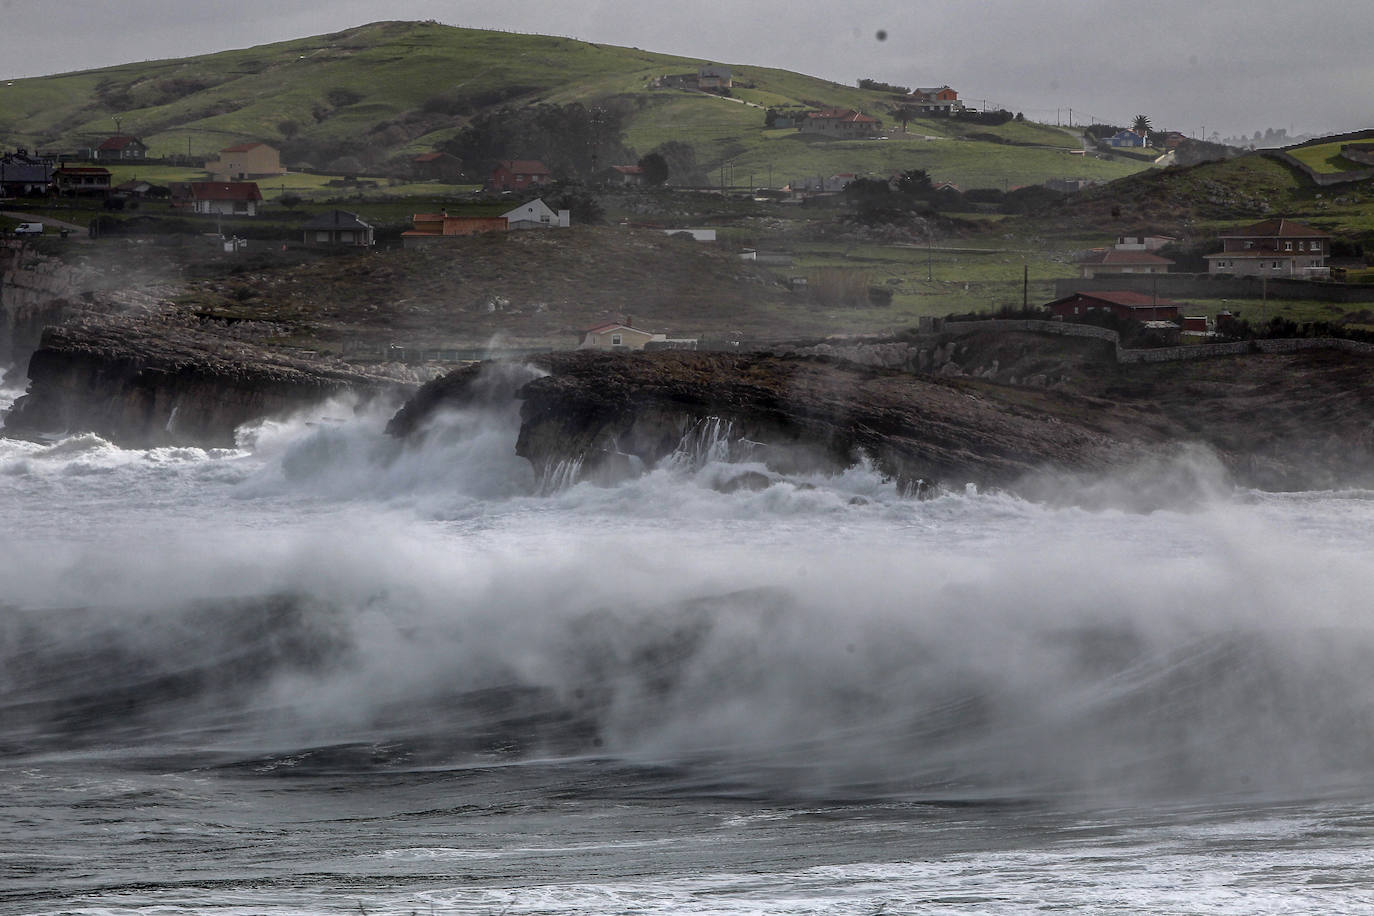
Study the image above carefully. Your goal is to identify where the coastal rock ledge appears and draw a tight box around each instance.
[387,350,1149,491]
[4,318,413,448]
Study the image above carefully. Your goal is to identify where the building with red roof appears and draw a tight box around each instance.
[54,166,112,195]
[800,109,881,136]
[184,181,263,216]
[1206,218,1330,278]
[95,135,148,161]
[411,151,462,182]
[1047,290,1184,322]
[488,160,552,191]
[1075,248,1174,279]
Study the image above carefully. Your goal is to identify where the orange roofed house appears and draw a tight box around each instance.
[205,143,285,181]
[487,160,552,192]
[402,211,509,248]
[800,109,881,136]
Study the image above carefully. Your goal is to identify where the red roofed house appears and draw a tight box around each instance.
[1205,218,1330,278]
[909,86,961,114]
[488,160,553,191]
[186,181,263,216]
[95,135,148,161]
[205,143,285,181]
[1047,291,1183,322]
[1075,248,1173,279]
[800,109,881,136]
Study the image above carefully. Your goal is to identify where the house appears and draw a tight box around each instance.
[1047,291,1184,322]
[1204,218,1330,278]
[698,64,732,90]
[302,210,375,247]
[185,181,262,216]
[1106,129,1148,148]
[401,211,509,247]
[600,164,645,187]
[95,135,148,161]
[488,160,552,192]
[800,109,881,136]
[1159,131,1189,150]
[205,143,285,181]
[411,151,463,182]
[501,198,569,230]
[910,86,960,114]
[0,151,53,196]
[578,318,695,351]
[1115,233,1175,251]
[1075,248,1173,278]
[53,166,112,196]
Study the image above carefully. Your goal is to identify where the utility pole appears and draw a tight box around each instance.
[1023,263,1029,310]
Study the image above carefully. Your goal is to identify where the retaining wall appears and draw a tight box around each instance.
[1053,273,1374,304]
[941,318,1374,365]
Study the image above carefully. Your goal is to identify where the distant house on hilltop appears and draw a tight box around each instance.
[95,135,148,161]
[909,86,960,114]
[488,160,552,192]
[1107,129,1148,148]
[206,143,285,181]
[1205,218,1330,278]
[579,318,697,351]
[800,109,881,136]
[302,210,374,247]
[698,64,732,90]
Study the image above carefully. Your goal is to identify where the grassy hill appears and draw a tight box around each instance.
[0,20,1143,190]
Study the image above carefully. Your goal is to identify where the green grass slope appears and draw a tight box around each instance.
[0,20,1144,190]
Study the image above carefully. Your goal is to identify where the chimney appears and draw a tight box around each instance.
[625,315,633,328]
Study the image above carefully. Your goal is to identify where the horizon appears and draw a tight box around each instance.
[0,1,1370,141]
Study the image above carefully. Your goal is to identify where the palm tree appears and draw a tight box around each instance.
[1132,114,1151,135]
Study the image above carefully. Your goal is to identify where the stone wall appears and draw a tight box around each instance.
[1260,149,1374,187]
[1053,273,1374,304]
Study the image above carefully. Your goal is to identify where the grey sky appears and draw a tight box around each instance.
[1,0,1368,139]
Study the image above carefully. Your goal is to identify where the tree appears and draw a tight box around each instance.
[1132,114,1152,135]
[637,152,669,186]
[890,104,918,134]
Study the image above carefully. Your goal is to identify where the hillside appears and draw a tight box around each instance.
[0,20,1141,190]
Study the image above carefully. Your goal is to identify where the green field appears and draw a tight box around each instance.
[0,20,1147,192]
[1285,140,1368,174]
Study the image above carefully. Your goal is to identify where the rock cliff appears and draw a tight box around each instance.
[388,350,1158,492]
[4,317,413,447]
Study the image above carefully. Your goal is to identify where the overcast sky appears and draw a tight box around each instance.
[2,0,1369,140]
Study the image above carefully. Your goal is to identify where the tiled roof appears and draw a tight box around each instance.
[1075,290,1185,307]
[189,181,262,201]
[1221,218,1328,239]
[220,142,265,153]
[98,135,143,150]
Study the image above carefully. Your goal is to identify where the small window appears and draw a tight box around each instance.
[1285,241,1292,250]
[611,334,622,346]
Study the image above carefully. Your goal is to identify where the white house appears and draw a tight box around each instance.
[501,198,570,230]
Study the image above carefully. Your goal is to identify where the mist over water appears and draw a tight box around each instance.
[5,366,1374,913]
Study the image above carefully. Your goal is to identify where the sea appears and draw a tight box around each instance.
[3,363,1374,915]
